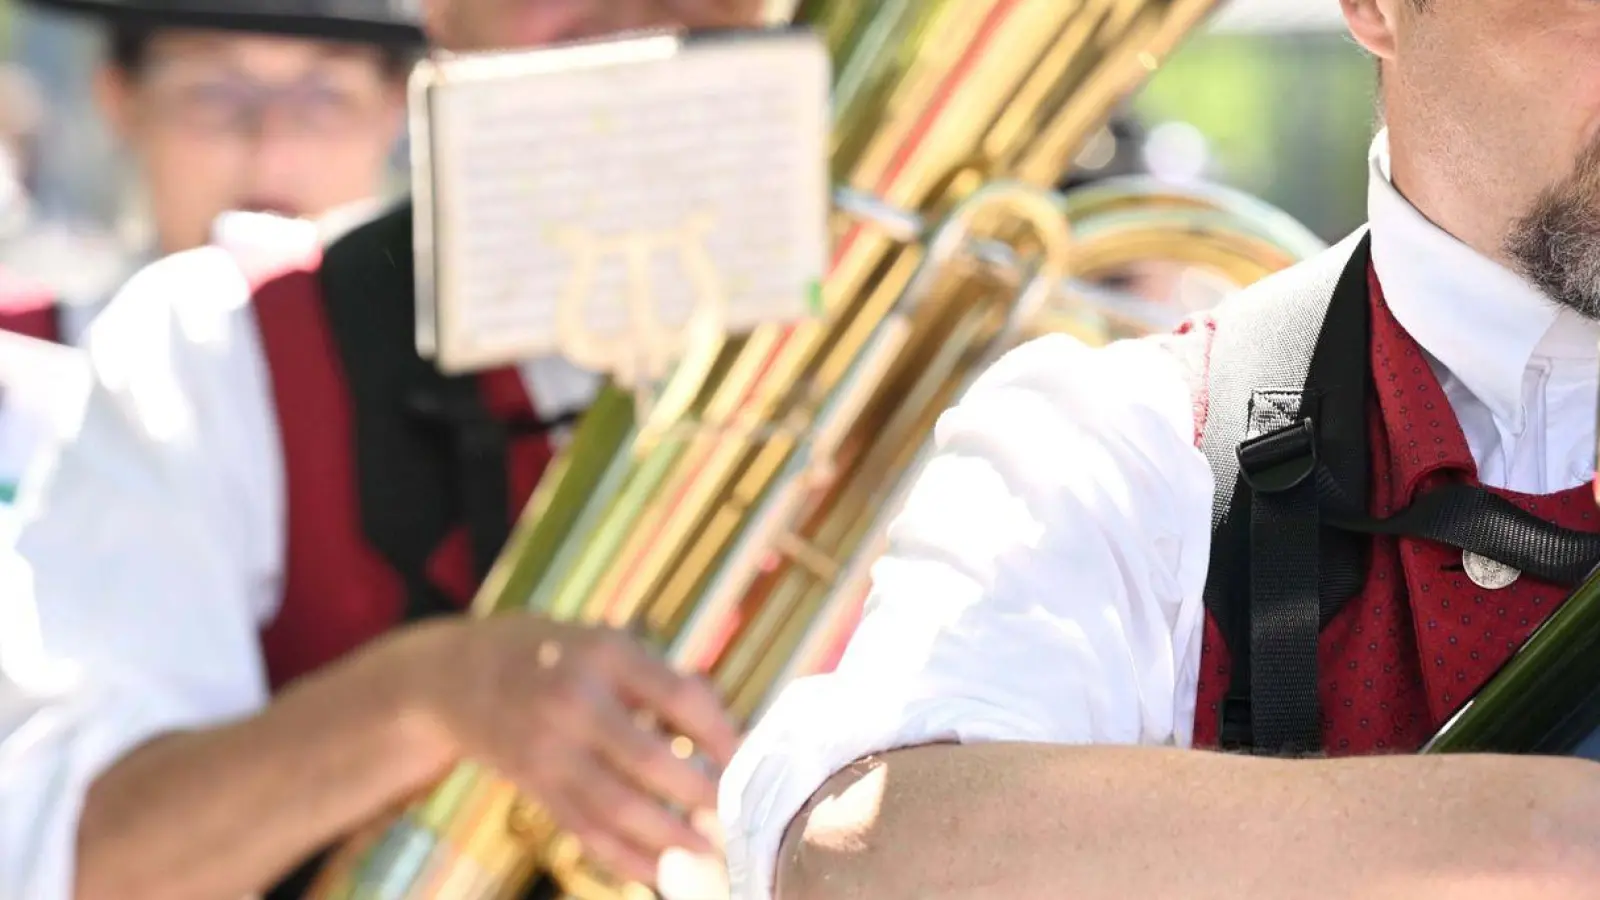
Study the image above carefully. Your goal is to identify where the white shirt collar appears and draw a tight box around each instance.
[1367,129,1600,433]
[314,196,388,245]
[208,196,389,256]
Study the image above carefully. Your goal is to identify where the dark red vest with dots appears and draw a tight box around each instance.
[1173,234,1596,755]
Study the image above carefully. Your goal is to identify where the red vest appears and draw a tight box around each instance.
[246,252,558,690]
[1189,267,1596,754]
[0,267,61,343]
[0,232,556,690]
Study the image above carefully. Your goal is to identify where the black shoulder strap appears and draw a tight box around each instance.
[1200,231,1600,757]
[316,201,510,620]
[1199,231,1374,755]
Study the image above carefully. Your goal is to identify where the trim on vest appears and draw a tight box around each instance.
[316,202,506,620]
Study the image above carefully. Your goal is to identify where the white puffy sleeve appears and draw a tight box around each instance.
[0,246,285,899]
[719,331,1216,900]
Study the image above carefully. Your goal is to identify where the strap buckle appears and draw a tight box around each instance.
[1218,695,1254,751]
[1237,418,1318,494]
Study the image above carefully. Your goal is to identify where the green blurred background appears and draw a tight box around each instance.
[1136,30,1377,240]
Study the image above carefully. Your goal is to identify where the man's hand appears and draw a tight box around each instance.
[393,617,741,884]
[70,615,738,900]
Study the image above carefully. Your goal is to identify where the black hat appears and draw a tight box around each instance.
[24,0,425,46]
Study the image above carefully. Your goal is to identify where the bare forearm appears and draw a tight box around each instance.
[779,743,1600,900]
[75,628,456,900]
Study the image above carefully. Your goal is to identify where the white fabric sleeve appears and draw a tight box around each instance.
[719,332,1216,900]
[0,246,286,900]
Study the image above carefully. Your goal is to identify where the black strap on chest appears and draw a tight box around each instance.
[316,201,517,618]
[1200,231,1600,756]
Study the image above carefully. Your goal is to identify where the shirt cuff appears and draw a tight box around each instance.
[0,678,215,900]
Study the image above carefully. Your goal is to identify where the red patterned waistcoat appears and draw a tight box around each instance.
[1187,265,1598,755]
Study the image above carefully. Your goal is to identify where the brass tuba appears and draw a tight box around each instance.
[310,2,1326,898]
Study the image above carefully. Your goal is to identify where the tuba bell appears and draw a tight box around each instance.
[309,2,1326,898]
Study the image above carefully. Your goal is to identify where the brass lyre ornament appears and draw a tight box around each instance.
[312,4,1334,900]
[549,213,727,391]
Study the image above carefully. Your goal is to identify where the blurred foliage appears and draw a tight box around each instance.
[1135,30,1379,241]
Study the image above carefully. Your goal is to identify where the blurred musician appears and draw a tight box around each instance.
[725,2,1600,899]
[0,0,417,345]
[0,2,414,517]
[0,65,44,245]
[0,2,762,900]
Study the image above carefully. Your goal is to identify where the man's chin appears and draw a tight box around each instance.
[1506,202,1600,320]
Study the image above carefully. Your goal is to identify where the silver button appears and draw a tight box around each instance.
[1464,551,1520,590]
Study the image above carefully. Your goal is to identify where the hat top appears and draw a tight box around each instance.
[25,0,426,45]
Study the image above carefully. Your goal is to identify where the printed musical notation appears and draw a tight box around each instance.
[420,31,829,374]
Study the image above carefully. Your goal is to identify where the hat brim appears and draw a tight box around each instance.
[24,0,425,46]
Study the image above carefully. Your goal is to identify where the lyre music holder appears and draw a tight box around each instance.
[408,28,831,423]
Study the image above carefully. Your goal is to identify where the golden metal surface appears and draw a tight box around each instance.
[309,3,1333,899]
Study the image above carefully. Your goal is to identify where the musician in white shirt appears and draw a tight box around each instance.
[722,1,1600,897]
[0,2,767,899]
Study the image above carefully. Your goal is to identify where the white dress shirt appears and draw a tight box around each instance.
[0,334,90,537]
[718,131,1600,899]
[0,205,601,900]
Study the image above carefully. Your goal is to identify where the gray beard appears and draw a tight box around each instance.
[1505,143,1600,320]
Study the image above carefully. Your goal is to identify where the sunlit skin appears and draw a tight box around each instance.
[1345,0,1600,309]
[94,31,408,255]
